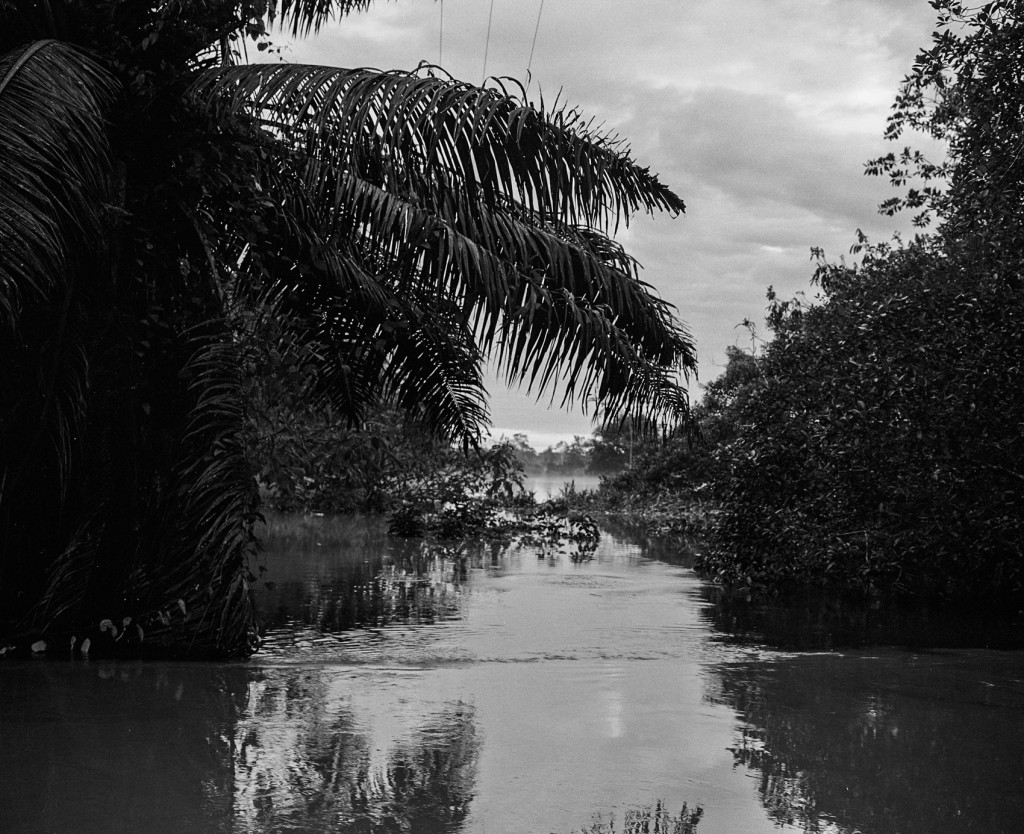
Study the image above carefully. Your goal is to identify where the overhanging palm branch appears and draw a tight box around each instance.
[0,38,115,331]
[302,281,491,440]
[190,63,694,436]
[0,38,117,616]
[120,329,261,656]
[264,0,377,36]
[1,1,694,658]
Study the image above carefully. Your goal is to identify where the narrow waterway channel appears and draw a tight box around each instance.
[2,513,1023,833]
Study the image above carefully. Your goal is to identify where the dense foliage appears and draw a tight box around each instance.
[603,1,1024,606]
[699,241,1023,600]
[252,402,522,515]
[696,1,1024,603]
[867,0,1024,255]
[0,1,693,656]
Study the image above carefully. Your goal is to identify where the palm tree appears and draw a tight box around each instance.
[0,1,694,656]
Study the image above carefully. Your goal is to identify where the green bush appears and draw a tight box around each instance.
[699,240,1024,603]
[696,2,1024,606]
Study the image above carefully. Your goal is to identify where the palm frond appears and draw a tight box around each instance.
[191,63,684,231]
[44,299,91,493]
[375,305,490,442]
[264,0,377,37]
[125,326,261,656]
[0,39,116,331]
[189,63,692,435]
[23,510,105,633]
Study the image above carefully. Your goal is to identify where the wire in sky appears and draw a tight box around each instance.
[438,0,444,65]
[482,0,495,84]
[527,0,545,80]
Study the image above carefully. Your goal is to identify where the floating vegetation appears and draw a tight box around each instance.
[388,497,601,561]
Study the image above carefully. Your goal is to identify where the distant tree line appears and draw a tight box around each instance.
[503,428,638,477]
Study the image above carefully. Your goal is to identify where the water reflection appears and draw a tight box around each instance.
[576,801,703,833]
[0,661,238,834]
[700,585,1024,834]
[233,669,478,832]
[706,651,1024,834]
[0,660,480,834]
[5,515,1024,834]
[702,586,1024,651]
[259,540,469,634]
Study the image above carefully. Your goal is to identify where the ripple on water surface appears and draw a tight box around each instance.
[255,532,722,668]
[4,515,1022,834]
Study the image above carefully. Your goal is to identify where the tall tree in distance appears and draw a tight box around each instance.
[0,1,693,655]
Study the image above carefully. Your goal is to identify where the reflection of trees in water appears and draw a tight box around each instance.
[351,703,478,832]
[334,544,470,629]
[259,525,584,637]
[258,512,621,641]
[0,662,246,832]
[1,661,478,832]
[708,654,1024,834]
[612,528,697,568]
[257,539,471,633]
[233,670,479,832]
[700,585,1024,651]
[574,801,703,834]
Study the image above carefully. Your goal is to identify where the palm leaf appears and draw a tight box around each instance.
[264,0,377,37]
[22,509,105,633]
[0,39,116,331]
[191,64,684,229]
[190,63,693,436]
[0,39,115,628]
[124,325,261,656]
[359,295,490,441]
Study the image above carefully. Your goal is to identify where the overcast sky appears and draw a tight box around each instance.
[280,0,942,449]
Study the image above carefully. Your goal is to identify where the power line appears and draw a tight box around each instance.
[527,0,545,79]
[438,0,444,65]
[482,0,495,84]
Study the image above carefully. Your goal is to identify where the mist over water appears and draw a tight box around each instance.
[522,471,604,500]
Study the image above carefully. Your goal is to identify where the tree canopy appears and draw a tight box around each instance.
[587,1,1024,606]
[0,1,693,655]
[694,1,1024,604]
[867,0,1024,264]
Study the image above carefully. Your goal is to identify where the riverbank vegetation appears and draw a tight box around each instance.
[591,1,1024,609]
[6,1,1023,658]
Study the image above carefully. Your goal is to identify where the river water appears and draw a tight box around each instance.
[522,472,603,500]
[2,513,1023,834]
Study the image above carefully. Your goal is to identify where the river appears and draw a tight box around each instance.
[522,472,604,500]
[2,513,1023,833]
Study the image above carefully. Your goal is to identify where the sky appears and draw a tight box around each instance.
[277,0,942,450]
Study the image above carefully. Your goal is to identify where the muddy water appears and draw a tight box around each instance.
[2,513,1023,833]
